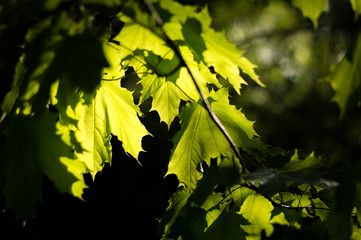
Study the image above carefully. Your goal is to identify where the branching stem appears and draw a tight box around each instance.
[143,0,247,173]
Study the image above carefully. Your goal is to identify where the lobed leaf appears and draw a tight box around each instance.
[74,80,149,177]
[166,101,231,189]
[161,3,263,93]
[238,194,274,239]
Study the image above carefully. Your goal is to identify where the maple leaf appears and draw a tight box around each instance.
[166,101,231,188]
[161,4,263,94]
[202,30,264,93]
[104,20,199,127]
[122,49,193,127]
[74,80,149,177]
[238,194,274,239]
[111,18,170,60]
[167,89,266,189]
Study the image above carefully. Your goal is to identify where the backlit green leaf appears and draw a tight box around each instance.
[202,30,264,93]
[162,3,263,93]
[167,101,231,188]
[167,89,265,189]
[239,194,274,239]
[121,49,193,126]
[74,80,149,177]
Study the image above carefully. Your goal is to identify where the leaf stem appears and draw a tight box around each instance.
[143,0,247,173]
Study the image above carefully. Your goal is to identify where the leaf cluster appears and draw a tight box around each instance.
[0,0,361,239]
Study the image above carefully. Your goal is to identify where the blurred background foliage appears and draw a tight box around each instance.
[179,0,361,169]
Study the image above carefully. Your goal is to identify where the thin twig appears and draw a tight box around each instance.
[142,0,247,173]
[266,195,331,211]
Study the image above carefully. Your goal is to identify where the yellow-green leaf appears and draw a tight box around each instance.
[239,195,274,239]
[292,0,328,28]
[75,80,149,177]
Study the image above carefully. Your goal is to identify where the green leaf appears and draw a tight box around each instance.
[106,19,201,126]
[160,158,244,239]
[102,42,124,80]
[122,49,193,126]
[167,89,266,189]
[205,207,249,240]
[352,225,361,240]
[181,18,207,62]
[162,4,263,93]
[48,32,108,94]
[149,78,187,126]
[292,0,328,28]
[238,194,274,239]
[246,152,337,195]
[179,45,221,96]
[1,11,107,117]
[327,34,361,116]
[189,160,241,207]
[0,113,87,218]
[167,206,208,240]
[326,161,361,240]
[111,18,169,60]
[50,79,82,129]
[210,89,267,155]
[167,101,231,188]
[350,0,361,20]
[159,187,191,238]
[74,80,149,177]
[280,151,323,172]
[159,0,199,23]
[1,58,26,119]
[202,30,264,93]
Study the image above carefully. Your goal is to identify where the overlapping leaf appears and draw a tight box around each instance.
[121,48,196,126]
[160,157,248,239]
[72,80,149,177]
[166,101,230,188]
[161,4,263,93]
[0,10,109,216]
[105,18,199,126]
[239,194,274,239]
[246,151,338,195]
[167,89,266,189]
[0,113,87,218]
